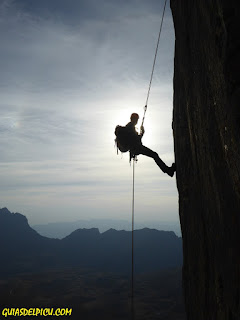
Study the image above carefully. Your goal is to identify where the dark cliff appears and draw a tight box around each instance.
[170,1,240,319]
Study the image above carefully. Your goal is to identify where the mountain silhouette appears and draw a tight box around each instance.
[0,208,182,275]
[32,219,181,238]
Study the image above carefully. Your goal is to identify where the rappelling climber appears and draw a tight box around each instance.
[115,113,176,177]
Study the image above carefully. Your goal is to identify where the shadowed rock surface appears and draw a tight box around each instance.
[170,0,240,319]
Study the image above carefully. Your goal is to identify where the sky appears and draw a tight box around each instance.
[0,0,178,227]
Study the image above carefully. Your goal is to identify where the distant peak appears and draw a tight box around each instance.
[63,227,100,240]
[0,207,11,214]
[103,228,126,235]
[0,207,28,224]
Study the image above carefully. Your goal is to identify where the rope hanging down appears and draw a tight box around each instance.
[131,158,136,320]
[131,1,168,319]
[141,0,168,128]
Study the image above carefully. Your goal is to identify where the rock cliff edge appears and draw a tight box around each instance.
[170,1,240,319]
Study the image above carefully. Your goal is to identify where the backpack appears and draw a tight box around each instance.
[114,125,130,153]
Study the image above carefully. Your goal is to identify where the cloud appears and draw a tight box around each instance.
[0,0,174,92]
[0,0,178,224]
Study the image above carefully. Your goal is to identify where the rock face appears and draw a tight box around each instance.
[170,1,240,319]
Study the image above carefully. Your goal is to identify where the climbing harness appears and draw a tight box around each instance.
[131,0,168,318]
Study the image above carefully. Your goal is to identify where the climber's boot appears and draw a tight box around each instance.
[165,163,176,177]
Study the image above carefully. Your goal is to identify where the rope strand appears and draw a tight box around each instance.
[131,158,135,320]
[142,0,168,127]
[131,2,168,318]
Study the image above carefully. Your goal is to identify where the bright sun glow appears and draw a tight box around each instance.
[109,105,158,148]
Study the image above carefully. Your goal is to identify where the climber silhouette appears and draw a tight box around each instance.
[126,113,176,177]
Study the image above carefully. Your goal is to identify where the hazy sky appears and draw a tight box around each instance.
[0,0,178,226]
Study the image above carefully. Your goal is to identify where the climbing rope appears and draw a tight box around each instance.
[131,158,136,320]
[131,1,168,319]
[141,0,168,128]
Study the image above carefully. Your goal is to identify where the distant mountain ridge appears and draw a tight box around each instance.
[32,219,181,238]
[0,207,183,276]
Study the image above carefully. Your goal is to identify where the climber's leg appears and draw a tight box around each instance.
[138,145,167,172]
[138,145,175,177]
